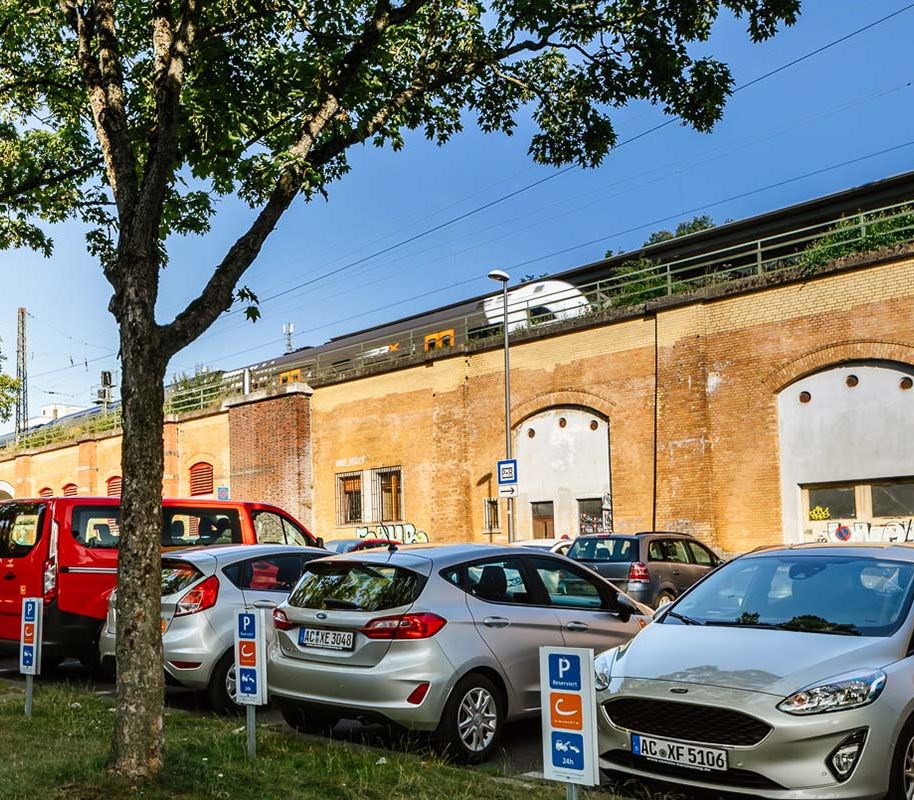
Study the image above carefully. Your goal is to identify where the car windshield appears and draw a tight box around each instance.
[669,555,914,637]
[567,537,636,562]
[288,561,425,612]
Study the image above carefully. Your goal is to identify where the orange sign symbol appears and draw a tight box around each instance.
[550,692,583,730]
[238,640,257,667]
[23,623,34,645]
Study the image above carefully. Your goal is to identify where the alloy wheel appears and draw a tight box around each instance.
[227,665,237,701]
[655,595,673,608]
[457,687,497,753]
[904,733,914,799]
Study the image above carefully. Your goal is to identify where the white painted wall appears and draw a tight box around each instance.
[514,408,611,539]
[777,363,914,542]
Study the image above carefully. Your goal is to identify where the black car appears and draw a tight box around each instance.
[566,531,721,609]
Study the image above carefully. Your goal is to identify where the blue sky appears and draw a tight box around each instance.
[3,1,914,423]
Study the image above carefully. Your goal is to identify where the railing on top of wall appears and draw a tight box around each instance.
[4,200,913,454]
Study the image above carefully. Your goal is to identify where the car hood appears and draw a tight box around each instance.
[606,622,902,696]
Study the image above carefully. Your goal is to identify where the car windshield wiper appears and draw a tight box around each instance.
[665,610,702,626]
[704,619,862,636]
[321,598,365,610]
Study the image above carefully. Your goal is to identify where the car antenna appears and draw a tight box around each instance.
[387,540,398,553]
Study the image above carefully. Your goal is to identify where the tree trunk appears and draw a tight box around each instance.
[110,279,168,777]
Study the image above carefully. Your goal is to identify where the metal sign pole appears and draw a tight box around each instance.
[246,705,256,760]
[565,783,581,800]
[24,675,33,719]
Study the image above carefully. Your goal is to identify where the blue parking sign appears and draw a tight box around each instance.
[238,612,256,640]
[238,667,258,695]
[24,601,35,623]
[549,653,581,691]
[551,731,585,771]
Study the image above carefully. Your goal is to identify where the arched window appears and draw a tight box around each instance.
[62,483,77,497]
[189,462,214,496]
[38,487,53,498]
[106,476,122,497]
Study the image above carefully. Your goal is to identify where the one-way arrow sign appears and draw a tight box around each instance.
[498,485,518,498]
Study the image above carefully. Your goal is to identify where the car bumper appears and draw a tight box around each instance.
[99,611,228,691]
[267,635,455,730]
[596,677,894,800]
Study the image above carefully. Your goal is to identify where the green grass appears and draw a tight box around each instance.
[0,683,658,800]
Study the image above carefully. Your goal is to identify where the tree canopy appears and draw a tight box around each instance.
[0,342,16,422]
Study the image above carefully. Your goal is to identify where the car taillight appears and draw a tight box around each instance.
[360,613,447,640]
[42,557,57,602]
[628,561,650,583]
[175,575,219,616]
[273,608,294,631]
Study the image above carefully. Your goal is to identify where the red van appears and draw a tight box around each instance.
[0,497,320,664]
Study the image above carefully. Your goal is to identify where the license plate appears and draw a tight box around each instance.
[298,627,354,651]
[632,734,728,772]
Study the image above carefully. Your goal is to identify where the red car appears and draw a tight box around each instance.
[324,537,394,554]
[0,497,319,664]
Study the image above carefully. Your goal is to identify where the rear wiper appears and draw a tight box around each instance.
[666,610,702,626]
[321,598,365,611]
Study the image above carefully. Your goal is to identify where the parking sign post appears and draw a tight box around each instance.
[20,597,43,719]
[235,608,268,759]
[540,647,600,793]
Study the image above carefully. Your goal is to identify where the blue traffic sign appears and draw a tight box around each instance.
[238,668,258,695]
[23,601,36,623]
[551,731,585,771]
[497,459,518,485]
[549,653,581,691]
[21,645,34,668]
[238,612,256,640]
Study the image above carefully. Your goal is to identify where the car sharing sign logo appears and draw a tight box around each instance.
[234,609,266,705]
[540,647,599,787]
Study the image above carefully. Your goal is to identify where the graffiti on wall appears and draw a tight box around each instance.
[823,519,913,543]
[355,522,430,544]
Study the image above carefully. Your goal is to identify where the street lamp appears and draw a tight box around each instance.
[488,269,515,543]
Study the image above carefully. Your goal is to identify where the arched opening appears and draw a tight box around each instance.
[106,476,122,497]
[38,487,53,498]
[513,406,611,539]
[777,361,914,543]
[0,480,13,501]
[62,483,78,497]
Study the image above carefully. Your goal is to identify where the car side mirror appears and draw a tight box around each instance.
[315,536,325,549]
[610,594,637,621]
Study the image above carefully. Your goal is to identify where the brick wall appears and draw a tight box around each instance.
[227,386,313,527]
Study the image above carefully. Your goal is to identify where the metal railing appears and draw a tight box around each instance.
[3,199,913,454]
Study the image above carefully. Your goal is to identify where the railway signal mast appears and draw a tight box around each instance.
[15,307,28,442]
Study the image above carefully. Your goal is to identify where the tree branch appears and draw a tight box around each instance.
[0,158,103,203]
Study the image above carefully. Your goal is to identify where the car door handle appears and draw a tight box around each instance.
[483,616,510,629]
[2,573,14,581]
[252,599,277,609]
[671,570,681,576]
[565,621,589,632]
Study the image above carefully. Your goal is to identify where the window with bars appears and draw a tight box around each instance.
[62,483,77,497]
[189,462,214,496]
[336,472,363,525]
[38,488,53,498]
[483,498,500,533]
[371,466,402,523]
[106,476,122,497]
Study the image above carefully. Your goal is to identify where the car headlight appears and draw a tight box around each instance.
[594,649,617,692]
[777,670,886,715]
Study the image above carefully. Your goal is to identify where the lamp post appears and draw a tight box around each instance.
[488,269,515,543]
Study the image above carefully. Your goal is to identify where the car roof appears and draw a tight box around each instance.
[163,543,327,563]
[573,531,692,540]
[739,542,914,562]
[4,496,285,509]
[327,542,572,569]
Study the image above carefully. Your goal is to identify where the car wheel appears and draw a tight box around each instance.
[436,673,504,764]
[889,717,914,799]
[279,700,339,736]
[207,651,243,715]
[654,592,675,609]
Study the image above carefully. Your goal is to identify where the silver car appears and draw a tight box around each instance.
[99,543,326,711]
[267,544,649,762]
[595,543,914,799]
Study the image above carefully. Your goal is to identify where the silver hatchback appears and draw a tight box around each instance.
[267,543,649,762]
[99,543,326,711]
[596,543,914,799]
